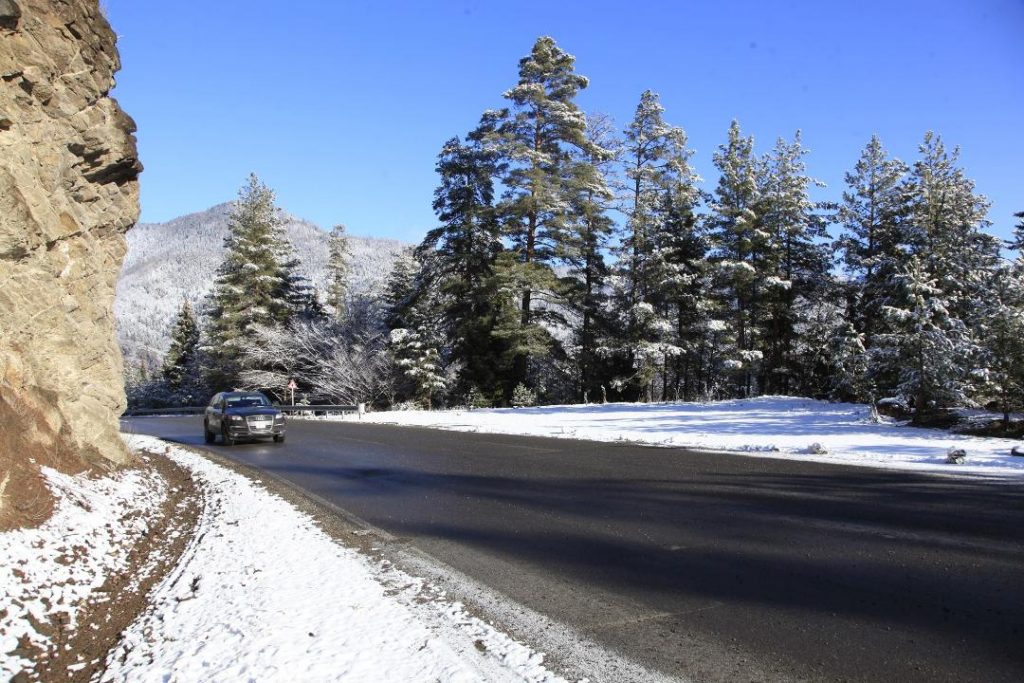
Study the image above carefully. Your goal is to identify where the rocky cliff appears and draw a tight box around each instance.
[0,0,141,529]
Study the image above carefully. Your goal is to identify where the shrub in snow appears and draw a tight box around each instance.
[511,383,536,408]
[466,387,491,410]
[807,442,828,455]
[945,447,967,465]
[1011,446,1024,458]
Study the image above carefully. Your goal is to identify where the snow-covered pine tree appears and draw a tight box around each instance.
[389,328,448,409]
[382,247,450,406]
[651,187,708,400]
[1009,211,1024,251]
[708,120,763,396]
[909,133,1000,329]
[162,300,199,388]
[161,300,205,404]
[614,90,703,401]
[497,36,595,392]
[561,113,618,402]
[976,262,1024,430]
[420,114,506,398]
[836,135,912,357]
[204,174,306,390]
[871,132,1000,412]
[756,132,831,394]
[326,224,351,320]
[877,257,975,420]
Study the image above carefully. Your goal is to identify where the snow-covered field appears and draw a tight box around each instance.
[346,396,1024,480]
[107,435,563,682]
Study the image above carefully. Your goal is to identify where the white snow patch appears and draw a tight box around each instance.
[106,434,567,683]
[333,396,1024,480]
[0,466,166,679]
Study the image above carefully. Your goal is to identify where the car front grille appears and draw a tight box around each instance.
[247,415,274,431]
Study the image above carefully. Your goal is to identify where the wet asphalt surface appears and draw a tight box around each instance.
[123,415,1024,682]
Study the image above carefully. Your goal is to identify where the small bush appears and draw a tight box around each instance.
[945,447,967,465]
[466,387,491,410]
[511,383,536,408]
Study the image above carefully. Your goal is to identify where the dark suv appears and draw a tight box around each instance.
[204,391,286,445]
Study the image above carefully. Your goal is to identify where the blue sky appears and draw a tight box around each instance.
[106,0,1023,243]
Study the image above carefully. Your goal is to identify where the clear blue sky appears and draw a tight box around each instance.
[106,0,1023,243]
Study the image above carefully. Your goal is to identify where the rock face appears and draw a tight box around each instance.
[0,0,141,529]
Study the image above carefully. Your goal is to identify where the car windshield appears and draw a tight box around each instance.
[225,394,270,408]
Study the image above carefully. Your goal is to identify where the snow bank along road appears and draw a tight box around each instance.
[123,415,1024,683]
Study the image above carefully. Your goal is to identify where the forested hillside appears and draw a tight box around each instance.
[115,203,406,373]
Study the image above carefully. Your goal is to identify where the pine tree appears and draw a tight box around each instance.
[877,257,975,419]
[976,263,1024,429]
[757,131,830,394]
[497,36,595,391]
[909,132,999,327]
[561,113,618,402]
[205,174,305,389]
[614,91,703,401]
[652,188,708,400]
[326,224,351,319]
[708,120,763,396]
[420,115,506,396]
[161,300,202,401]
[389,328,447,409]
[836,135,912,355]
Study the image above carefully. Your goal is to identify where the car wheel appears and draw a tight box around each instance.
[222,424,235,446]
[273,434,285,443]
[204,421,215,444]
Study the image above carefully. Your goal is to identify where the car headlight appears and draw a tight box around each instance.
[229,415,245,422]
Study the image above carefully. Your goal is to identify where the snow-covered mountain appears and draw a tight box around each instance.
[115,203,409,372]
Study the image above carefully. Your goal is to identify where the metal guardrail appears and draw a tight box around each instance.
[123,407,205,416]
[279,404,358,415]
[123,404,359,417]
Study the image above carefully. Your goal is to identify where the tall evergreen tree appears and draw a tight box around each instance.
[651,187,708,400]
[561,113,618,402]
[205,174,304,389]
[497,36,595,391]
[613,90,703,400]
[162,300,201,393]
[836,135,912,352]
[757,131,831,394]
[877,257,975,418]
[977,263,1024,429]
[909,132,999,326]
[708,120,763,395]
[420,115,506,396]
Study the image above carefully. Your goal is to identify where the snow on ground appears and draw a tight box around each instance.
[343,396,1024,480]
[108,434,565,683]
[0,466,167,679]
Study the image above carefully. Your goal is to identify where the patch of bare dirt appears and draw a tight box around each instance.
[11,452,202,683]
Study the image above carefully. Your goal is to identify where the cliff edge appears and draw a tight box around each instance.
[0,0,141,529]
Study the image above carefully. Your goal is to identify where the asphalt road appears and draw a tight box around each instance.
[124,416,1024,682]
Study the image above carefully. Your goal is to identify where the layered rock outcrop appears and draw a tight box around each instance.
[0,0,141,529]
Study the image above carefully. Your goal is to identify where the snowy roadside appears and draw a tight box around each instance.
[326,396,1024,480]
[2,438,570,683]
[0,465,169,680]
[106,434,566,683]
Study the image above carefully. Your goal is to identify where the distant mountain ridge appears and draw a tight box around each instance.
[115,202,409,372]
